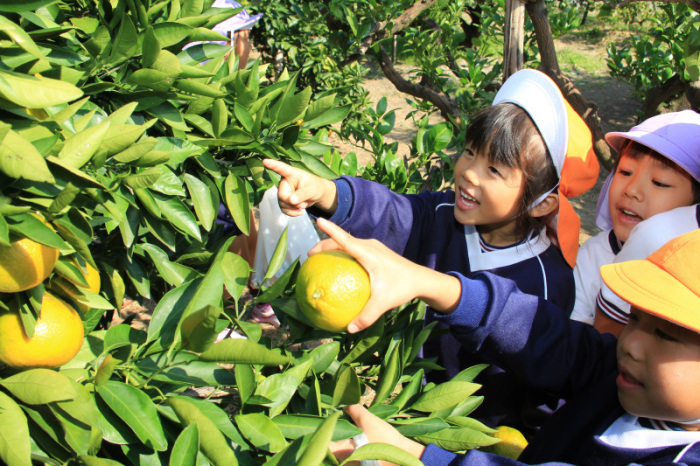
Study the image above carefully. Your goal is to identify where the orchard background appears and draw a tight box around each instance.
[0,1,697,464]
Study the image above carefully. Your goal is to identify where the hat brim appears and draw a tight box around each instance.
[601,260,700,332]
[605,130,700,184]
[493,69,568,177]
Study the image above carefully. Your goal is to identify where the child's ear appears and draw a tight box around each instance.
[528,193,559,218]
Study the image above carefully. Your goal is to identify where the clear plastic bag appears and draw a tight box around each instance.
[252,186,320,286]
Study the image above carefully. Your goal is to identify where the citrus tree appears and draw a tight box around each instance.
[0,0,498,464]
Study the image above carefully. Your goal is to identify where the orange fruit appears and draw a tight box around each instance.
[295,250,370,332]
[50,259,101,313]
[0,234,58,293]
[483,426,528,460]
[0,292,84,369]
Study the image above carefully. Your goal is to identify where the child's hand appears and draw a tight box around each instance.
[313,218,461,333]
[330,404,425,464]
[262,158,338,216]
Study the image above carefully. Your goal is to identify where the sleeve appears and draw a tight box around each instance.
[569,233,605,325]
[598,205,699,324]
[422,444,577,465]
[327,176,418,255]
[435,272,618,396]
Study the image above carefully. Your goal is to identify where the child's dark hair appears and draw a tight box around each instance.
[465,103,559,239]
[616,139,700,204]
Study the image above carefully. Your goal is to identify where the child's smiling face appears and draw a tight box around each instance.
[616,307,700,429]
[453,146,524,245]
[608,149,695,242]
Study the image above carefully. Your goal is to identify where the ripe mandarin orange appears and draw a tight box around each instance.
[0,292,84,369]
[295,250,370,332]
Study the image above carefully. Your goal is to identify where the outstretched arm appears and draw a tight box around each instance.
[262,158,339,216]
[312,217,461,333]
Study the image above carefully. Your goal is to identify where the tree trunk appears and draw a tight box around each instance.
[503,0,526,81]
[526,0,614,170]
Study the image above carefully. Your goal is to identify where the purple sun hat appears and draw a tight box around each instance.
[595,110,700,230]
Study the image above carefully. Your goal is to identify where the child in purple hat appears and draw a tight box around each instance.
[570,110,700,334]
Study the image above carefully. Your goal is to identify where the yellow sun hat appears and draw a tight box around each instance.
[600,229,700,333]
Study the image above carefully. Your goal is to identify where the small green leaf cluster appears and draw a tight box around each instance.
[605,3,699,99]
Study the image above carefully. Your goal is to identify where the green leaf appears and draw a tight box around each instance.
[152,192,202,241]
[332,365,361,406]
[212,99,228,137]
[58,120,110,169]
[96,381,168,451]
[168,396,239,465]
[235,413,287,453]
[153,22,193,47]
[271,85,311,128]
[180,304,220,352]
[297,411,339,465]
[221,251,249,301]
[0,125,54,182]
[173,79,226,98]
[123,167,162,190]
[151,49,182,78]
[0,369,77,404]
[223,173,250,235]
[308,340,340,374]
[411,381,481,412]
[0,1,59,13]
[392,417,449,437]
[167,395,249,448]
[304,105,351,130]
[0,15,45,60]
[413,426,498,451]
[263,226,288,283]
[273,415,362,441]
[425,122,453,153]
[141,27,161,68]
[254,359,311,417]
[199,338,291,366]
[0,391,31,466]
[170,423,198,466]
[372,343,401,406]
[112,137,159,164]
[184,173,216,231]
[109,14,139,64]
[0,70,82,108]
[345,443,423,466]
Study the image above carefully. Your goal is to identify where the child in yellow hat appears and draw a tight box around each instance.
[316,217,700,464]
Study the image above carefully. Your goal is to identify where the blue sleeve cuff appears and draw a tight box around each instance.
[421,443,460,464]
[306,177,353,223]
[433,272,491,331]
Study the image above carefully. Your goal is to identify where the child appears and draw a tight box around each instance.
[570,110,700,331]
[264,69,599,431]
[211,0,263,69]
[594,203,700,335]
[317,218,700,465]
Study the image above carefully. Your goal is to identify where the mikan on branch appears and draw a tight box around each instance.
[0,231,59,293]
[295,250,370,332]
[0,292,84,370]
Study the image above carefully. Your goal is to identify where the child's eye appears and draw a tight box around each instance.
[652,180,671,188]
[655,328,679,342]
[462,149,475,159]
[488,166,502,176]
[617,168,632,177]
